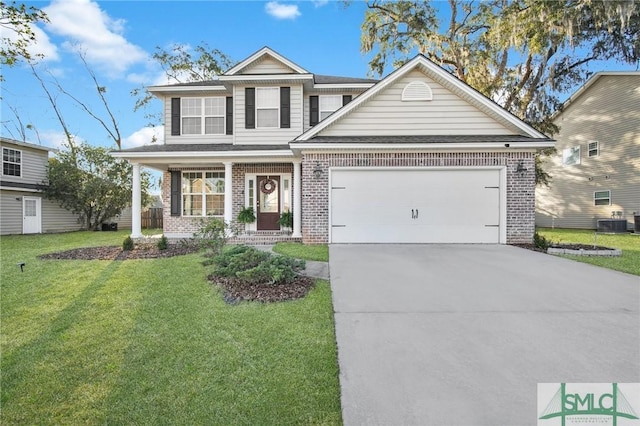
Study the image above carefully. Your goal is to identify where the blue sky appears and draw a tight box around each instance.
[1,0,636,152]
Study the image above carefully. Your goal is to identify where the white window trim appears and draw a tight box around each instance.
[562,146,581,166]
[255,87,280,129]
[594,190,611,206]
[588,141,599,157]
[181,97,225,135]
[319,95,342,121]
[182,171,225,217]
[2,147,22,177]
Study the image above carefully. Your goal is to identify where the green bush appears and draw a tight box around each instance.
[237,207,256,224]
[533,231,552,250]
[193,218,229,256]
[278,211,293,229]
[122,236,134,251]
[157,235,168,250]
[212,245,305,285]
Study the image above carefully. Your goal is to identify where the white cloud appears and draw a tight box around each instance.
[313,0,329,7]
[43,0,147,76]
[0,22,59,63]
[39,130,83,150]
[265,2,301,20]
[122,126,164,148]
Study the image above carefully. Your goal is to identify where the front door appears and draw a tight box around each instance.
[23,196,42,234]
[257,175,280,230]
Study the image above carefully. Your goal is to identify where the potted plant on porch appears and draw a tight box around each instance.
[237,207,256,234]
[278,210,293,234]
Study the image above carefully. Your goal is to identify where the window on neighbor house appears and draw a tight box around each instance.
[256,87,279,128]
[594,190,611,206]
[182,171,225,216]
[319,95,342,121]
[588,141,599,157]
[181,97,225,135]
[562,146,580,166]
[2,147,21,177]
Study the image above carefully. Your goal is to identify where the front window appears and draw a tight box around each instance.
[181,97,225,135]
[256,87,279,128]
[562,146,580,166]
[182,171,225,216]
[2,148,21,177]
[588,141,599,157]
[594,190,611,206]
[320,95,342,121]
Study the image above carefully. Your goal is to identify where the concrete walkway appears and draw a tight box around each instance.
[252,244,329,280]
[329,244,640,426]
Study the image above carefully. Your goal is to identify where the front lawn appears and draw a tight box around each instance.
[273,242,329,262]
[0,231,342,425]
[537,228,640,276]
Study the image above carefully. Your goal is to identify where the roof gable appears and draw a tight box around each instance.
[224,46,308,76]
[297,55,548,141]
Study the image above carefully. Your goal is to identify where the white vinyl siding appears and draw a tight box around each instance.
[0,143,49,185]
[318,70,513,137]
[536,74,640,230]
[238,56,296,74]
[235,85,303,144]
[1,190,82,235]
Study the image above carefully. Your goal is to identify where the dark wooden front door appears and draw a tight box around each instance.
[257,175,280,230]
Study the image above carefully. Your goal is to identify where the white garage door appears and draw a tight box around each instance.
[330,168,502,243]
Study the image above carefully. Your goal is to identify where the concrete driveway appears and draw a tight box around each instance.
[329,244,640,426]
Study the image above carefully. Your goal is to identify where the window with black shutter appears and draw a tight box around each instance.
[226,97,233,135]
[309,95,319,126]
[280,87,290,128]
[171,98,181,135]
[245,88,255,129]
[170,171,181,216]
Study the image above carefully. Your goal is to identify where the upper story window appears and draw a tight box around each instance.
[562,146,580,166]
[588,141,599,157]
[256,87,280,128]
[181,97,225,135]
[320,95,342,121]
[2,147,21,177]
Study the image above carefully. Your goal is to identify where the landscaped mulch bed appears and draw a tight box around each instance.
[513,243,619,254]
[38,244,199,261]
[210,275,315,304]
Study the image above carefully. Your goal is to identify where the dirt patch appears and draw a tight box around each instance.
[513,243,619,254]
[209,275,315,304]
[39,244,199,261]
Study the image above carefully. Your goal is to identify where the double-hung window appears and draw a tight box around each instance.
[562,146,580,166]
[2,148,21,177]
[594,190,611,206]
[256,87,279,128]
[182,171,225,216]
[588,141,599,157]
[319,95,342,121]
[181,98,225,135]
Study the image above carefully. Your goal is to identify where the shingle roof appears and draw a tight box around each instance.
[114,143,291,153]
[314,74,379,84]
[299,135,553,144]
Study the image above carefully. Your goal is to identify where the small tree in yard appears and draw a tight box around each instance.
[42,141,151,230]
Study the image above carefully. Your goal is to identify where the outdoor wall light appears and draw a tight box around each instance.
[313,161,323,179]
[516,160,528,175]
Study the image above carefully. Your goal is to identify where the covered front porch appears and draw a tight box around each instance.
[113,144,302,243]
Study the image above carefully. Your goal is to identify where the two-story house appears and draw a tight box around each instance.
[536,72,640,231]
[113,47,553,244]
[0,137,82,235]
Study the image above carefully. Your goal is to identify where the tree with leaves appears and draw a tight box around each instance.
[0,1,48,76]
[359,0,639,185]
[42,142,152,231]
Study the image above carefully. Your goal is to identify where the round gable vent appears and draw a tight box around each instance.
[402,81,433,101]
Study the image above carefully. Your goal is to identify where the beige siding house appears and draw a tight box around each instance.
[536,72,640,230]
[0,138,82,235]
[113,47,553,244]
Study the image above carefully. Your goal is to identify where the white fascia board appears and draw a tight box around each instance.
[224,47,309,75]
[290,142,555,151]
[217,74,313,82]
[111,149,295,160]
[147,85,228,94]
[0,185,40,192]
[312,83,376,90]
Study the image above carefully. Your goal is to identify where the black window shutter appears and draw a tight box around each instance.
[170,171,181,217]
[310,95,319,126]
[280,87,290,128]
[226,97,233,135]
[342,95,352,105]
[245,88,255,129]
[171,98,181,136]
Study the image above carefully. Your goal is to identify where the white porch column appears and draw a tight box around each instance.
[223,161,233,225]
[131,162,142,238]
[292,159,302,238]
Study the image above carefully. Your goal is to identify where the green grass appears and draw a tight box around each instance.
[1,231,342,425]
[537,228,640,276]
[273,242,329,262]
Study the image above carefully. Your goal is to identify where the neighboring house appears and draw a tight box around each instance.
[0,137,81,235]
[536,72,640,231]
[113,47,553,244]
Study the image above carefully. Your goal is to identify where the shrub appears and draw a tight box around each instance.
[533,231,552,250]
[157,235,168,250]
[122,236,134,251]
[211,245,305,285]
[193,218,229,256]
[278,211,293,229]
[237,207,256,224]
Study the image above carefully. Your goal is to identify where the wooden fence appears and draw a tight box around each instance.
[142,207,163,229]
